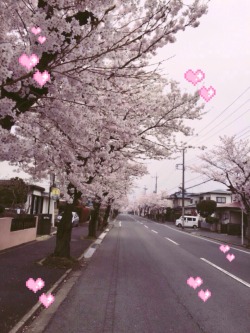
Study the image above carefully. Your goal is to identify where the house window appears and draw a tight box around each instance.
[190,199,193,204]
[206,196,210,200]
[216,197,226,203]
[31,195,43,214]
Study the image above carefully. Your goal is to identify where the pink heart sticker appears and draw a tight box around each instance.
[33,70,50,86]
[38,36,46,44]
[39,293,55,308]
[26,278,45,293]
[226,253,235,262]
[187,276,203,290]
[198,289,211,302]
[19,54,39,71]
[184,69,205,86]
[219,244,230,253]
[199,86,216,102]
[31,27,41,35]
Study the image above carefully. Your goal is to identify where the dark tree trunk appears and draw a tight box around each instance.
[88,202,101,238]
[103,204,111,229]
[246,210,250,248]
[54,206,73,258]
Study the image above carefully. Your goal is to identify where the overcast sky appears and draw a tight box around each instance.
[1,0,250,198]
[130,0,250,199]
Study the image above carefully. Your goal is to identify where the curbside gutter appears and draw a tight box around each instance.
[9,224,114,333]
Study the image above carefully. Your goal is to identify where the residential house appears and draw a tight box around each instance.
[25,184,57,226]
[0,180,57,226]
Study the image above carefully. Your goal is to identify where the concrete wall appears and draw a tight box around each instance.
[0,217,37,251]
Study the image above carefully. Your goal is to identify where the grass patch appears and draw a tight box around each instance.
[42,254,81,270]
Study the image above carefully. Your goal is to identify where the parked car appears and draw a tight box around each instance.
[175,215,199,229]
[55,211,80,227]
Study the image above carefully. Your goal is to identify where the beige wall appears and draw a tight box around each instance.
[0,217,37,251]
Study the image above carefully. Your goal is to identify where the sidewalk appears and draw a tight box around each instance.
[0,224,99,333]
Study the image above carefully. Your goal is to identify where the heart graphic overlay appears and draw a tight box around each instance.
[38,36,46,44]
[19,54,39,71]
[198,289,211,302]
[26,278,45,293]
[187,276,203,290]
[226,253,235,262]
[184,69,205,86]
[199,86,216,102]
[219,244,230,253]
[39,293,55,308]
[33,70,50,86]
[31,27,41,35]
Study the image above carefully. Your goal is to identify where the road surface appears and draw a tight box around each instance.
[43,214,250,333]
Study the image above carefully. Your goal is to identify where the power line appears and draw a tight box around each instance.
[195,108,250,144]
[187,86,250,143]
[185,179,212,190]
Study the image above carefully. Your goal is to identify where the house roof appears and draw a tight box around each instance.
[200,189,231,195]
[28,184,45,192]
[216,202,242,209]
[169,189,232,198]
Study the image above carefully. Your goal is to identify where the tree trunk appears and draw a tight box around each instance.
[88,202,101,238]
[103,204,111,229]
[246,210,250,248]
[54,207,73,258]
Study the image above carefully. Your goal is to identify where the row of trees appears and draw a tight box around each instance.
[0,0,209,257]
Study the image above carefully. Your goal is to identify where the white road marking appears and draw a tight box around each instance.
[162,225,250,255]
[200,258,250,288]
[144,225,149,229]
[119,221,122,227]
[165,237,179,245]
[151,230,158,234]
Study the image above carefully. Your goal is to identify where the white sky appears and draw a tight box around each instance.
[130,0,250,199]
[1,0,250,197]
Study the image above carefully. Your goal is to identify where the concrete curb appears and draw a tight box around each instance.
[9,225,114,333]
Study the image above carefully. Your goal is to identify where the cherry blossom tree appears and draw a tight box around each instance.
[1,0,210,258]
[191,136,250,247]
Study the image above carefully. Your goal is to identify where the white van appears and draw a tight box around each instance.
[175,215,199,229]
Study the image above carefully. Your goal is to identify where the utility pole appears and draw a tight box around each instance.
[181,149,185,223]
[176,148,185,228]
[152,174,158,194]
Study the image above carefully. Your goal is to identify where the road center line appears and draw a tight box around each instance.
[165,237,179,245]
[144,225,149,229]
[119,221,121,227]
[200,258,250,288]
[151,230,158,234]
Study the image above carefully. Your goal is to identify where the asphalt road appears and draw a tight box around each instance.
[43,214,250,333]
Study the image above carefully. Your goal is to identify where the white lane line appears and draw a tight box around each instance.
[144,225,149,229]
[162,225,250,255]
[119,221,122,227]
[165,237,179,245]
[200,258,250,288]
[151,230,158,234]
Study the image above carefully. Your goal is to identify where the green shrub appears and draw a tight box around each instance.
[206,216,219,224]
